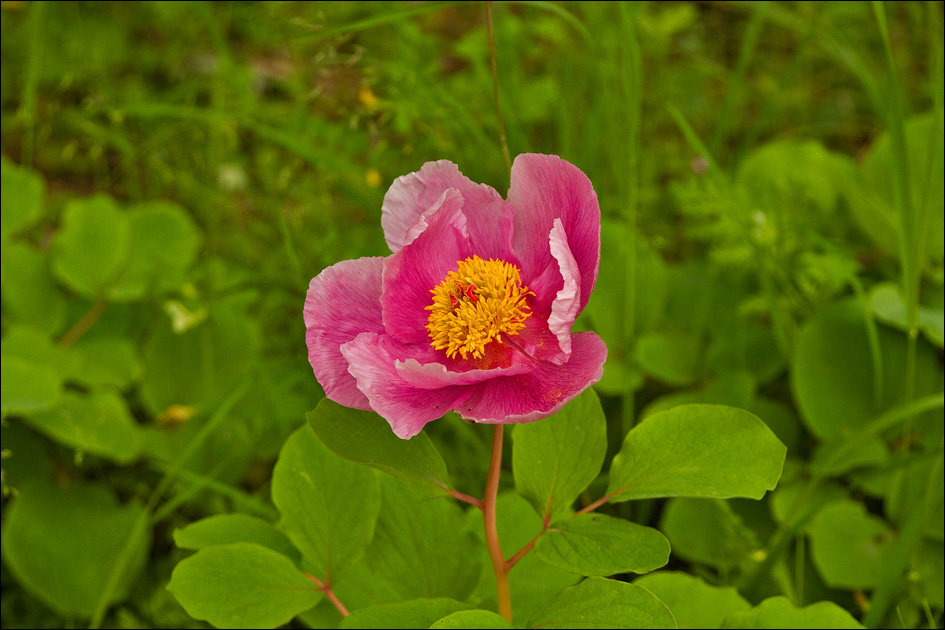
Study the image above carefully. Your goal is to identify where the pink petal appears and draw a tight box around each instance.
[382,160,517,259]
[456,332,607,423]
[509,154,600,315]
[341,332,473,439]
[381,188,476,345]
[304,257,386,409]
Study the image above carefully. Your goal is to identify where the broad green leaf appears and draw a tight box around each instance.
[308,398,451,498]
[0,243,67,334]
[63,335,142,389]
[24,390,142,464]
[869,282,944,348]
[805,499,893,589]
[792,299,941,440]
[465,492,578,628]
[721,596,863,629]
[1,478,150,618]
[659,498,758,570]
[430,609,513,629]
[0,156,44,241]
[607,404,786,501]
[636,331,701,386]
[173,514,299,561]
[140,304,259,414]
[0,354,62,416]
[535,513,669,577]
[340,598,473,629]
[810,437,888,477]
[271,426,380,578]
[513,389,607,518]
[640,372,756,420]
[168,542,320,629]
[527,576,676,629]
[109,201,201,301]
[51,194,130,297]
[334,476,479,607]
[634,572,750,629]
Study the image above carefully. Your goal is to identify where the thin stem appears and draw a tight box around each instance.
[575,488,626,515]
[486,1,511,175]
[448,488,484,510]
[483,425,511,622]
[58,299,107,347]
[305,574,350,617]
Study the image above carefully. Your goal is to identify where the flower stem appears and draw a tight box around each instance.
[485,1,511,176]
[483,424,512,622]
[58,298,106,347]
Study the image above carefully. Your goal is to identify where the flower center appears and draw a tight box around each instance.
[425,256,533,359]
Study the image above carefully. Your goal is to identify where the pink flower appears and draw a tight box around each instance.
[304,154,606,439]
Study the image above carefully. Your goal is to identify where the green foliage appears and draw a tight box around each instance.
[2,2,942,628]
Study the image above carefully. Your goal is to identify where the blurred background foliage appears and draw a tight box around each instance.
[0,1,942,628]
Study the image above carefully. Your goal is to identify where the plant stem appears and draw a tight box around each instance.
[305,573,350,617]
[58,299,107,347]
[483,425,511,622]
[486,1,511,176]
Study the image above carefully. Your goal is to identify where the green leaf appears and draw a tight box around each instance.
[334,476,480,607]
[721,596,863,629]
[168,542,320,629]
[535,513,669,577]
[173,514,299,561]
[869,282,944,348]
[24,390,142,464]
[1,478,150,618]
[0,243,68,334]
[340,598,473,629]
[527,577,676,629]
[634,572,750,630]
[271,426,380,578]
[0,156,44,241]
[109,201,201,301]
[51,194,130,297]
[0,353,62,417]
[636,331,701,386]
[607,404,786,501]
[430,609,513,629]
[804,499,894,589]
[308,398,451,498]
[513,389,607,518]
[659,498,758,570]
[63,335,142,389]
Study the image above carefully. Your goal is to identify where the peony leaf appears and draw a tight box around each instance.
[634,572,750,630]
[512,388,607,519]
[339,598,473,629]
[721,596,863,629]
[173,514,299,562]
[168,543,320,629]
[535,513,669,577]
[607,404,786,501]
[430,609,513,629]
[308,398,451,498]
[271,426,380,578]
[526,577,676,629]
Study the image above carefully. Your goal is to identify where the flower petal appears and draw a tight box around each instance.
[304,257,385,409]
[341,332,473,439]
[455,332,607,423]
[381,187,476,345]
[509,154,600,315]
[382,160,516,259]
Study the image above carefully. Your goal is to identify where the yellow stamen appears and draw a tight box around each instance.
[426,256,533,359]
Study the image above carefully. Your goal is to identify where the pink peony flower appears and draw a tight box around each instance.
[304,154,606,439]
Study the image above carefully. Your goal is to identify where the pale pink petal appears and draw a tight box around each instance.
[341,332,473,439]
[509,154,600,315]
[456,332,607,423]
[396,350,533,388]
[304,257,385,409]
[381,188,476,345]
[382,160,517,259]
[546,218,581,358]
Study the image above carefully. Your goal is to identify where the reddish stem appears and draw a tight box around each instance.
[483,425,512,622]
[448,488,484,510]
[304,573,350,617]
[575,487,627,515]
